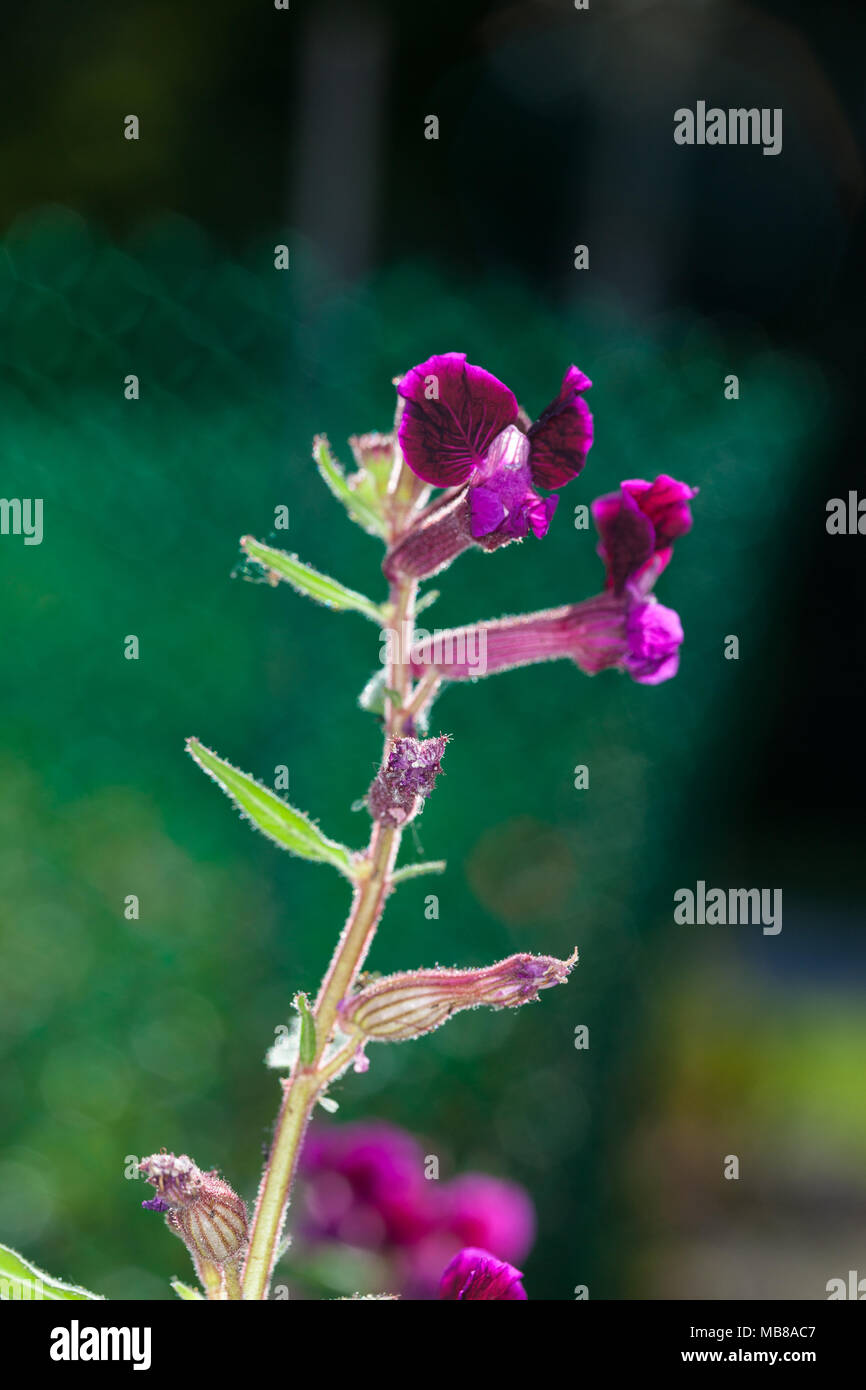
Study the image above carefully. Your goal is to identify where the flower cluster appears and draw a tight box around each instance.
[380,352,696,687]
[297,1121,534,1298]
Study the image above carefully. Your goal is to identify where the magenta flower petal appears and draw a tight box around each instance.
[592,487,656,594]
[527,364,594,489]
[439,1247,528,1300]
[527,493,558,538]
[470,485,507,537]
[468,424,557,543]
[623,597,684,684]
[397,353,518,487]
[621,474,697,547]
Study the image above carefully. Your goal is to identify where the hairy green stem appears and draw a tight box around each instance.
[240,573,419,1300]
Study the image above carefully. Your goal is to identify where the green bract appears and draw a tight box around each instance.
[187,739,356,877]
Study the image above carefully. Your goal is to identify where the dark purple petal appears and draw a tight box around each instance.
[624,597,683,684]
[527,364,594,489]
[439,1247,527,1301]
[592,487,655,594]
[397,353,518,487]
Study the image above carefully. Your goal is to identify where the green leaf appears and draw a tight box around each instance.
[294,992,317,1066]
[171,1279,204,1301]
[313,434,387,539]
[415,589,440,616]
[358,669,388,717]
[0,1242,104,1301]
[391,860,447,884]
[241,536,386,625]
[187,739,356,877]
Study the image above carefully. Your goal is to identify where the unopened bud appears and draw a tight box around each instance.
[366,735,449,827]
[139,1152,249,1271]
[338,949,577,1043]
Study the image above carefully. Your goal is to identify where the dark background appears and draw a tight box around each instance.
[0,0,864,1299]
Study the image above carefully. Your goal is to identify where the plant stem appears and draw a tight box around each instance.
[240,573,417,1300]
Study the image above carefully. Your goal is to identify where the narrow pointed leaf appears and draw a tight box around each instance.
[241,536,385,624]
[415,589,440,616]
[187,739,355,877]
[0,1242,104,1300]
[171,1279,204,1301]
[314,434,387,538]
[391,860,447,884]
[294,992,317,1066]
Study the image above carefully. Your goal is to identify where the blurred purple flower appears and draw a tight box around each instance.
[439,1174,535,1261]
[439,1247,528,1301]
[299,1122,436,1250]
[297,1121,536,1298]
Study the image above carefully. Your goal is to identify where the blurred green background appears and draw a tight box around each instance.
[1,0,864,1300]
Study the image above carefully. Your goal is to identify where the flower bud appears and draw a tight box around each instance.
[338,949,577,1043]
[366,735,449,827]
[139,1152,249,1270]
[383,487,474,581]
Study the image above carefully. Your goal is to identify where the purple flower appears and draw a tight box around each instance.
[438,1247,528,1301]
[592,474,697,595]
[410,590,684,687]
[299,1122,436,1249]
[440,1176,535,1265]
[296,1121,538,1298]
[386,354,592,577]
[623,597,684,684]
[408,472,695,687]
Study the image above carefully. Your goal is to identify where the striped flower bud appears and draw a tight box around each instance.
[139,1152,249,1280]
[338,949,577,1044]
